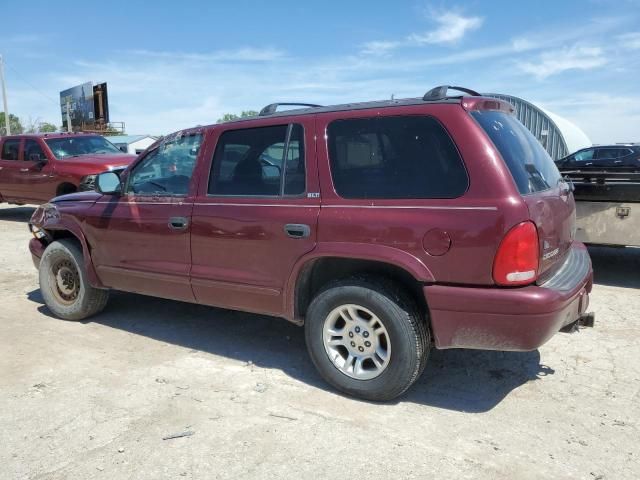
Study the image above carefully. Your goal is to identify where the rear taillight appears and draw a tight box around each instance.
[493,221,539,286]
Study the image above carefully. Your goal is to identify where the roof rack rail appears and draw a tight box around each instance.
[422,85,481,101]
[259,102,323,116]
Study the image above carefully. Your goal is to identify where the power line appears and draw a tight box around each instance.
[4,60,59,106]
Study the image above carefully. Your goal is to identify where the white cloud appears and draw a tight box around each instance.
[617,32,640,49]
[360,41,401,56]
[408,12,483,45]
[361,9,483,55]
[126,47,286,62]
[517,45,607,79]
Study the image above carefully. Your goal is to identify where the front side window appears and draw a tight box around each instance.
[24,140,46,162]
[472,110,562,194]
[327,116,468,199]
[1,140,20,160]
[127,133,202,196]
[209,124,305,196]
[573,149,595,162]
[45,136,121,159]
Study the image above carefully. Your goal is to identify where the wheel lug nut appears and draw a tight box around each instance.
[350,341,356,347]
[355,327,360,333]
[365,341,371,347]
[358,346,364,352]
[349,332,354,338]
[363,331,369,338]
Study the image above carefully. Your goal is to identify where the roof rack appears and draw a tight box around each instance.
[259,102,323,116]
[422,85,481,101]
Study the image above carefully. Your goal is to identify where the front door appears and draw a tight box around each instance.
[83,131,204,302]
[190,119,319,317]
[16,139,57,203]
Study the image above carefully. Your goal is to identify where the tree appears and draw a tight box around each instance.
[0,112,23,135]
[38,122,57,133]
[216,110,258,123]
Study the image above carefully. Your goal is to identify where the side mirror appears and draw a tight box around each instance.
[119,145,128,153]
[96,171,122,195]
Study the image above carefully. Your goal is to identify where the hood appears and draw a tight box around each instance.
[60,153,136,170]
[51,191,102,204]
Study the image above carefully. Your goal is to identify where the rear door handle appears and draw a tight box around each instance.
[168,216,189,230]
[284,223,310,239]
[20,168,30,172]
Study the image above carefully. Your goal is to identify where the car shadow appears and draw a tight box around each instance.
[588,245,640,289]
[0,205,36,223]
[27,288,551,412]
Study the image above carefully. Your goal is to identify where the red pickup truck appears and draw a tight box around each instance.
[0,133,136,205]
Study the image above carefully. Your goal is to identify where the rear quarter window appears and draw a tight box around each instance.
[327,115,468,199]
[472,110,562,194]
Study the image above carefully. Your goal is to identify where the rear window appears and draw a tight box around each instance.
[472,110,561,194]
[327,116,468,199]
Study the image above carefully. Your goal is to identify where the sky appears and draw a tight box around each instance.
[2,0,640,144]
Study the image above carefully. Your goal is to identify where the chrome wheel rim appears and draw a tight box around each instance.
[50,259,80,305]
[322,304,391,380]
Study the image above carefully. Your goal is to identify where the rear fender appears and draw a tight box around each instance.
[283,242,435,321]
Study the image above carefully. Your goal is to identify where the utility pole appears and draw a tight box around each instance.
[0,55,10,135]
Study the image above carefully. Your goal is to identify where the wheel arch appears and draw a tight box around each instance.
[38,219,104,289]
[56,182,78,197]
[285,245,434,324]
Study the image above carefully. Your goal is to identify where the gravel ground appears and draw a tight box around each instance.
[0,204,639,479]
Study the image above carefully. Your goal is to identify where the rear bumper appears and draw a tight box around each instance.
[29,237,46,269]
[424,242,593,351]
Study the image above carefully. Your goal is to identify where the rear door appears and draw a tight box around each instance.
[0,138,23,201]
[190,118,319,317]
[471,110,573,277]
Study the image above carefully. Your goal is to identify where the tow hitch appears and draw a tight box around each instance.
[560,312,595,333]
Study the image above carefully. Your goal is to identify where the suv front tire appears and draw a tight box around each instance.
[39,239,109,321]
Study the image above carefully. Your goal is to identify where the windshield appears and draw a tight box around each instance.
[45,136,121,159]
[472,110,562,194]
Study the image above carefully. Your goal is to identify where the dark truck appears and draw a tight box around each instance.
[0,133,136,205]
[556,144,640,247]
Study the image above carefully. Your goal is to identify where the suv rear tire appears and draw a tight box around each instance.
[305,276,430,401]
[39,239,109,321]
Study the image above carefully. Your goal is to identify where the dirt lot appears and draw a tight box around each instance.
[0,204,639,480]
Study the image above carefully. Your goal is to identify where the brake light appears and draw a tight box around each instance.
[493,221,539,286]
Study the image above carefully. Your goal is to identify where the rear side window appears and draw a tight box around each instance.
[209,124,305,196]
[327,116,468,199]
[472,110,561,194]
[1,139,20,160]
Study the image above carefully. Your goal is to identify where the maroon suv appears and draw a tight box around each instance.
[0,132,136,205]
[28,86,594,401]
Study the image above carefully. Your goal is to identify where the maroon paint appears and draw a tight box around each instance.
[28,96,593,352]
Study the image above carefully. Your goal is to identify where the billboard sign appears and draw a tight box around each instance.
[93,82,109,124]
[60,82,95,131]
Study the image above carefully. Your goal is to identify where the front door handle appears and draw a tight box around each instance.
[284,223,310,239]
[20,168,30,172]
[168,216,189,231]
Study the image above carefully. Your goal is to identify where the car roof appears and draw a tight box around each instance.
[0,132,101,141]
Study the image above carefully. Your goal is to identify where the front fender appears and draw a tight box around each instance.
[30,204,105,289]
